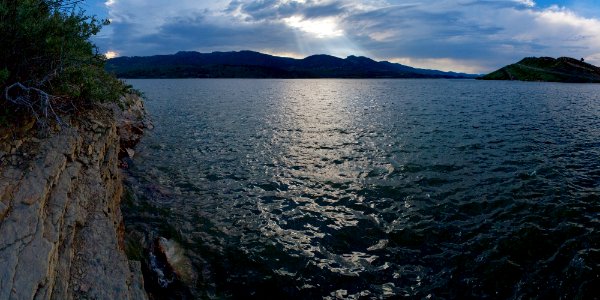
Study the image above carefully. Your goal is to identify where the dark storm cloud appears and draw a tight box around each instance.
[149,16,299,52]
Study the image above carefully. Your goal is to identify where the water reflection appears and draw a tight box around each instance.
[256,81,400,292]
[126,79,600,299]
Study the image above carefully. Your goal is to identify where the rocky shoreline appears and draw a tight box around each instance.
[0,95,150,299]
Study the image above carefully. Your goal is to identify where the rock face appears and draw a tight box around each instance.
[155,237,197,287]
[114,93,153,159]
[0,97,148,299]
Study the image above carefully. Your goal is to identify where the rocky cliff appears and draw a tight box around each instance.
[0,95,149,299]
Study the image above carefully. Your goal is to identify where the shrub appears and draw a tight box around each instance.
[0,0,129,126]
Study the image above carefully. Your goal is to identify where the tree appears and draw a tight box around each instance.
[0,0,129,127]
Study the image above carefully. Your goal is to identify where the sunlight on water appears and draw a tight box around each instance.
[125,79,600,299]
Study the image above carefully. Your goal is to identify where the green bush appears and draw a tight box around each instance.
[0,68,8,86]
[0,0,129,125]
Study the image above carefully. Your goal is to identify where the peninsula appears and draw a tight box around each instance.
[479,57,600,83]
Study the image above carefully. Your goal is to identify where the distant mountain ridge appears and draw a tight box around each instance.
[479,57,600,83]
[105,50,477,79]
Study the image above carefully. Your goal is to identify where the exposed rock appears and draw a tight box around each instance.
[142,236,195,298]
[113,94,152,160]
[0,95,148,299]
[126,148,135,159]
[156,237,197,286]
[0,201,8,219]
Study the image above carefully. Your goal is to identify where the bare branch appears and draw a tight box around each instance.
[4,82,64,129]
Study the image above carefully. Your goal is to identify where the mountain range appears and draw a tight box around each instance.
[105,50,477,79]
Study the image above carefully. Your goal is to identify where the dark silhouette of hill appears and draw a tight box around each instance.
[105,50,476,79]
[479,57,600,83]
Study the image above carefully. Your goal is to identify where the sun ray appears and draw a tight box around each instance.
[283,16,344,39]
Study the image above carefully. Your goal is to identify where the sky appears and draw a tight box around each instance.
[84,0,600,73]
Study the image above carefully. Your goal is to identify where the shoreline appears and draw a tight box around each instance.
[0,94,150,299]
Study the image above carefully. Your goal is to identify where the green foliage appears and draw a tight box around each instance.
[0,108,8,127]
[0,68,8,86]
[480,57,600,83]
[0,0,128,121]
[56,61,131,103]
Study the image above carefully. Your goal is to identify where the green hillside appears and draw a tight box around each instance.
[479,57,600,83]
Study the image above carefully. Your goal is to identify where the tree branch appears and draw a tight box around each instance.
[4,82,64,128]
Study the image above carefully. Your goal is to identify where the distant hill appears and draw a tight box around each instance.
[105,50,476,79]
[479,57,600,83]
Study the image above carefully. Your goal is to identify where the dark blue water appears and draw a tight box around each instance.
[126,79,600,299]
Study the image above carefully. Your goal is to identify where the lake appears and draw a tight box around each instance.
[125,79,600,298]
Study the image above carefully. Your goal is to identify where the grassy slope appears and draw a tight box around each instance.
[480,57,600,83]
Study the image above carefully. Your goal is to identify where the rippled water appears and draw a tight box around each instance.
[125,79,600,298]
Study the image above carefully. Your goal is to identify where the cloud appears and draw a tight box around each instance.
[227,0,347,21]
[96,0,600,73]
[388,57,488,74]
[585,52,600,66]
[515,0,536,7]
